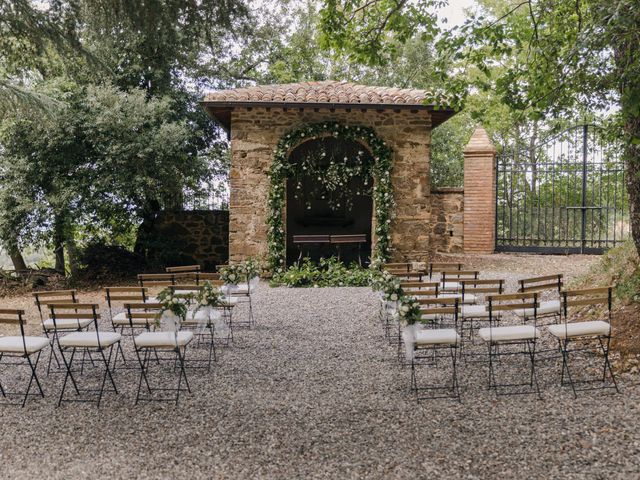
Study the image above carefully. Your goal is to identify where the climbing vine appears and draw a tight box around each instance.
[267,121,394,271]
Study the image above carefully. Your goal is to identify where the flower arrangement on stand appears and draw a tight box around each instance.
[219,264,247,289]
[244,257,261,291]
[156,288,191,331]
[267,121,395,271]
[192,281,226,333]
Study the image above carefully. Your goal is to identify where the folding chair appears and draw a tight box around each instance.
[0,309,48,406]
[548,286,619,398]
[407,297,461,402]
[169,285,222,371]
[439,270,479,293]
[33,290,86,374]
[137,273,176,302]
[428,262,463,280]
[458,279,505,342]
[400,281,439,295]
[50,303,121,407]
[128,303,193,405]
[478,293,541,398]
[515,274,563,325]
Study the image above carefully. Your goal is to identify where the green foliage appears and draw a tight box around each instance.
[195,281,225,309]
[267,121,394,270]
[0,82,210,252]
[271,257,375,288]
[574,240,640,303]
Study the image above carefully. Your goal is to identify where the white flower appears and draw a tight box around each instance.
[401,305,409,313]
[390,293,398,301]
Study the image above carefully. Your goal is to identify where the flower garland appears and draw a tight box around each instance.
[267,121,395,271]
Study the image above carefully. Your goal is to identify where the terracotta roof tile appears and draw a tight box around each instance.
[203,80,433,107]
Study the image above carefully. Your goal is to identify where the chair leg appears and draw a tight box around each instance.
[23,352,45,407]
[450,346,461,402]
[526,340,542,400]
[175,347,191,405]
[58,347,80,407]
[599,336,620,393]
[134,348,152,405]
[559,339,577,399]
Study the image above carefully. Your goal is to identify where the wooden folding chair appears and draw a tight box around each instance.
[128,303,193,405]
[478,293,542,398]
[428,262,463,280]
[0,309,48,406]
[33,290,84,374]
[515,274,563,324]
[50,303,121,407]
[408,298,461,402]
[548,287,619,398]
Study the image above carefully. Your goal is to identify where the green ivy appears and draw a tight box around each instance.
[270,257,376,287]
[267,121,395,271]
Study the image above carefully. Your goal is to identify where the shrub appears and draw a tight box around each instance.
[270,257,374,287]
[76,242,147,281]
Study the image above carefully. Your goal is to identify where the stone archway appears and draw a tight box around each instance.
[285,136,374,265]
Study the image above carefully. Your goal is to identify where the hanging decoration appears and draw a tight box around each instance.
[267,121,395,271]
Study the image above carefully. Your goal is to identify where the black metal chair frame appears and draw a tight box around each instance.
[483,293,541,399]
[50,303,120,407]
[458,279,505,346]
[0,309,47,407]
[409,298,461,402]
[130,310,192,405]
[555,287,619,398]
[105,287,150,369]
[34,290,88,375]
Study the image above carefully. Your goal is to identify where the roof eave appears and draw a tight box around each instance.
[200,100,458,131]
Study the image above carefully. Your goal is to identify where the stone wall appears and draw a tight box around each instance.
[229,107,432,263]
[148,210,229,270]
[429,188,464,254]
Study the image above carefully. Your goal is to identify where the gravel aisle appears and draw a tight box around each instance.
[1,278,640,478]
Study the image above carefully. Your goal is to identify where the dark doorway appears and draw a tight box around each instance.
[286,137,373,266]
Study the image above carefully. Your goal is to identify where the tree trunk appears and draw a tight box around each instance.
[6,239,28,273]
[624,116,640,256]
[66,239,79,277]
[53,215,66,274]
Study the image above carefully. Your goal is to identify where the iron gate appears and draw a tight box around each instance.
[496,125,630,254]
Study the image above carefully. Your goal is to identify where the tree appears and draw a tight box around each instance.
[319,0,640,255]
[0,82,211,273]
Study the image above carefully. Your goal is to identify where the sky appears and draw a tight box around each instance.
[438,0,477,27]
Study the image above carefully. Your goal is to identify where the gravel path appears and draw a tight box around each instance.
[1,256,639,479]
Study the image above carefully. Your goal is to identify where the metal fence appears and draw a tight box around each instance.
[496,125,630,254]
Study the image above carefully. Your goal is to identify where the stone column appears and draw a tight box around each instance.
[463,127,497,253]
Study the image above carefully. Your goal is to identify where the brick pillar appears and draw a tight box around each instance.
[463,127,497,253]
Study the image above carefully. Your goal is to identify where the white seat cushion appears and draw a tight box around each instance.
[59,331,121,348]
[439,293,477,304]
[514,299,561,318]
[441,281,462,291]
[548,321,611,339]
[462,305,490,318]
[43,318,93,331]
[414,328,460,346]
[135,331,194,348]
[0,336,50,354]
[478,325,540,342]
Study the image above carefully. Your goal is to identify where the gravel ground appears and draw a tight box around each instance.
[1,255,640,479]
